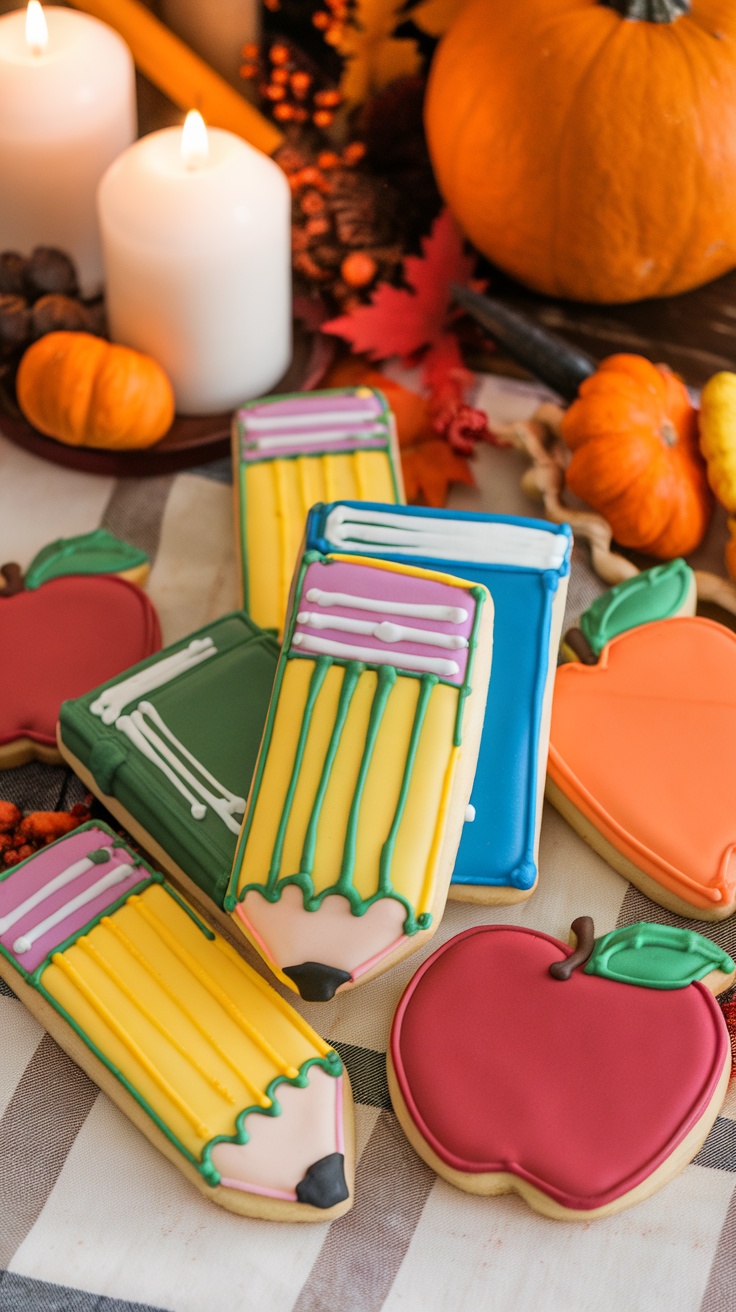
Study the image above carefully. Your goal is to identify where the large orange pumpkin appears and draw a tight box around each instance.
[425,0,736,303]
[17,332,175,450]
[562,355,713,558]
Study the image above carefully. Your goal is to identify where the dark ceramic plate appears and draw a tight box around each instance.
[0,324,333,478]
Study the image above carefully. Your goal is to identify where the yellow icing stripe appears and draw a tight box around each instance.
[212,934,332,1058]
[101,916,271,1106]
[129,897,300,1079]
[416,744,459,917]
[76,937,237,1106]
[51,951,213,1139]
[274,458,292,624]
[328,552,478,594]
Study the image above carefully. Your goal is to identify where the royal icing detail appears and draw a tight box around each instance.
[579,559,696,658]
[548,616,736,916]
[0,574,161,754]
[0,824,350,1213]
[116,702,245,834]
[58,615,280,911]
[307,502,572,897]
[90,638,217,724]
[390,923,731,1214]
[228,551,490,1000]
[233,388,404,634]
[583,923,735,990]
[24,529,150,590]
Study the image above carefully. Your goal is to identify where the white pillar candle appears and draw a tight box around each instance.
[0,4,136,295]
[98,113,292,415]
[159,0,259,88]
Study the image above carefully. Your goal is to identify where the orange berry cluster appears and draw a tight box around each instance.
[0,799,92,868]
[241,39,343,129]
[311,0,349,48]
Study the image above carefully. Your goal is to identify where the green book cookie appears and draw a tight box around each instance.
[58,613,279,913]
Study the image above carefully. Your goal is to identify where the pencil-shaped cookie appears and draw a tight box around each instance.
[0,822,354,1221]
[226,550,493,1000]
[58,613,280,914]
[306,502,573,903]
[233,387,404,634]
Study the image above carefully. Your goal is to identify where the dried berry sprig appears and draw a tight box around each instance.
[241,35,343,129]
[0,799,93,869]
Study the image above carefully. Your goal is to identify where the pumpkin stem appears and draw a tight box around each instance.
[599,0,689,21]
[549,916,596,981]
[452,285,596,402]
[0,562,25,597]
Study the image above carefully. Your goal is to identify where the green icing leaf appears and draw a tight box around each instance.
[584,922,735,990]
[580,559,694,657]
[25,530,149,589]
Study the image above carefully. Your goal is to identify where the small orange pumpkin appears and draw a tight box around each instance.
[561,355,712,559]
[17,332,175,450]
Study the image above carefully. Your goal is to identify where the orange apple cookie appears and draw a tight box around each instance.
[549,608,736,919]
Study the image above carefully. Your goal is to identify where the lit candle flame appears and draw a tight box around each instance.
[181,110,209,171]
[25,0,48,55]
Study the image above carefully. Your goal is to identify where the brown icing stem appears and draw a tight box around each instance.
[549,916,596,981]
[562,628,597,665]
[0,562,24,597]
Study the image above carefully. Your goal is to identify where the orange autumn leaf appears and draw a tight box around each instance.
[401,437,475,507]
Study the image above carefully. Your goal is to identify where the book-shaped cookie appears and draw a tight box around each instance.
[226,550,493,1000]
[58,614,279,913]
[389,918,734,1219]
[233,388,404,634]
[306,502,572,903]
[549,575,736,919]
[0,823,354,1221]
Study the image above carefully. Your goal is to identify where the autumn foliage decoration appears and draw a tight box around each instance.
[322,209,489,505]
[561,355,713,559]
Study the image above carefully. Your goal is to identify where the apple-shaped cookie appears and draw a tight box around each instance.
[548,615,736,919]
[388,919,734,1219]
[0,531,160,767]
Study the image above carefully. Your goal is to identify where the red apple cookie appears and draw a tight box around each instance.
[388,919,734,1220]
[0,531,160,767]
[548,616,736,920]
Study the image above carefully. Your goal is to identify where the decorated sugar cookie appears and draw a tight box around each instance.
[0,822,354,1221]
[561,559,696,664]
[233,388,404,634]
[389,919,734,1219]
[226,550,494,1000]
[549,606,736,919]
[306,501,572,903]
[58,613,280,914]
[1,531,160,767]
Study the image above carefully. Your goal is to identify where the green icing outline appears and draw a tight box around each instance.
[25,529,149,590]
[584,922,736,990]
[0,820,343,1190]
[236,387,403,616]
[228,551,486,935]
[580,559,694,657]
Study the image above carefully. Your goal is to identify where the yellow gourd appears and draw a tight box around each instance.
[699,372,736,512]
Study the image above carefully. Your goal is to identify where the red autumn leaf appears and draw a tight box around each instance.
[322,208,476,358]
[401,438,475,508]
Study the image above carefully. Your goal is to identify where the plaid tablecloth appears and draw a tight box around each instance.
[1,373,734,1312]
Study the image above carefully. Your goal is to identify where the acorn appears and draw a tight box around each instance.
[30,293,91,339]
[0,252,27,297]
[0,295,31,356]
[23,246,79,299]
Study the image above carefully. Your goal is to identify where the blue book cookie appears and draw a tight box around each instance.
[306,502,572,902]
